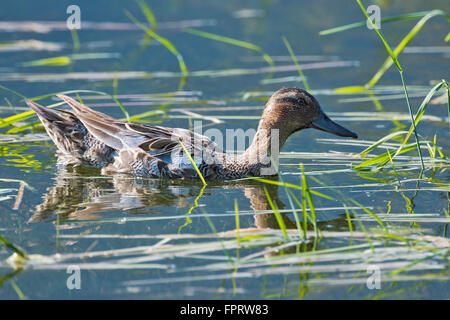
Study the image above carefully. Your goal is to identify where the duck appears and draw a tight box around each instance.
[27,87,357,180]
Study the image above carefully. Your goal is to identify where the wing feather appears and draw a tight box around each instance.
[57,95,218,156]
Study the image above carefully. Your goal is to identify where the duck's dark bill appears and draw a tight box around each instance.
[311,112,358,139]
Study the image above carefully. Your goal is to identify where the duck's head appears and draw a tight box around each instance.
[261,87,357,139]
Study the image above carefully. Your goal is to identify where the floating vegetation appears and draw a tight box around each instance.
[20,53,120,67]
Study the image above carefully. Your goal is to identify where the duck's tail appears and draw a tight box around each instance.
[27,100,114,166]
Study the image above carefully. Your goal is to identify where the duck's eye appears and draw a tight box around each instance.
[297,98,305,105]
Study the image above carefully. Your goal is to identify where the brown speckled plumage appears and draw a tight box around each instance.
[27,88,357,180]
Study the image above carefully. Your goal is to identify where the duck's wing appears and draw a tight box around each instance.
[27,99,116,166]
[57,95,217,157]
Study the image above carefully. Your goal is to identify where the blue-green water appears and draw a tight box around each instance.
[0,0,449,299]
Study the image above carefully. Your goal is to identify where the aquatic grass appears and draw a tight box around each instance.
[0,87,130,126]
[20,53,118,67]
[234,199,241,245]
[267,158,305,240]
[136,0,157,31]
[387,148,401,186]
[0,236,28,260]
[177,139,206,185]
[332,9,447,96]
[177,184,206,233]
[263,187,288,240]
[300,164,319,238]
[364,10,448,90]
[70,29,80,52]
[396,81,448,152]
[183,28,274,67]
[389,249,448,277]
[349,199,385,230]
[324,9,448,92]
[306,175,381,250]
[9,280,25,300]
[355,81,448,169]
[360,131,410,156]
[248,175,334,240]
[20,56,71,67]
[355,142,429,170]
[319,10,449,36]
[125,8,188,90]
[354,0,426,171]
[443,81,450,132]
[282,37,311,91]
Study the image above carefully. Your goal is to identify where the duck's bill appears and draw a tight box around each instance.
[311,112,358,139]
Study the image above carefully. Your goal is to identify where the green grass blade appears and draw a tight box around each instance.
[350,199,385,229]
[263,187,288,240]
[403,80,446,144]
[178,140,206,185]
[365,10,447,89]
[319,10,445,35]
[234,199,240,245]
[126,10,188,90]
[356,0,402,71]
[0,235,28,259]
[360,131,409,156]
[355,143,425,169]
[282,36,310,91]
[20,56,72,67]
[398,70,424,170]
[0,89,130,127]
[10,281,25,300]
[183,28,274,66]
[136,0,157,30]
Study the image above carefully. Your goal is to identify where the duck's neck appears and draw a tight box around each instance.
[231,120,291,176]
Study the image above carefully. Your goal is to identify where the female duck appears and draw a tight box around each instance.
[27,88,357,180]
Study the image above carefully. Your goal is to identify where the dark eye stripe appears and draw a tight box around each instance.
[277,97,299,104]
[277,97,305,105]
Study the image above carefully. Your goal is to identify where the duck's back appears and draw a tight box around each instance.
[28,96,224,178]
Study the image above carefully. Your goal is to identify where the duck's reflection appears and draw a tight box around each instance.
[31,166,351,235]
[30,166,198,222]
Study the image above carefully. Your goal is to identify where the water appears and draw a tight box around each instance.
[0,0,449,299]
